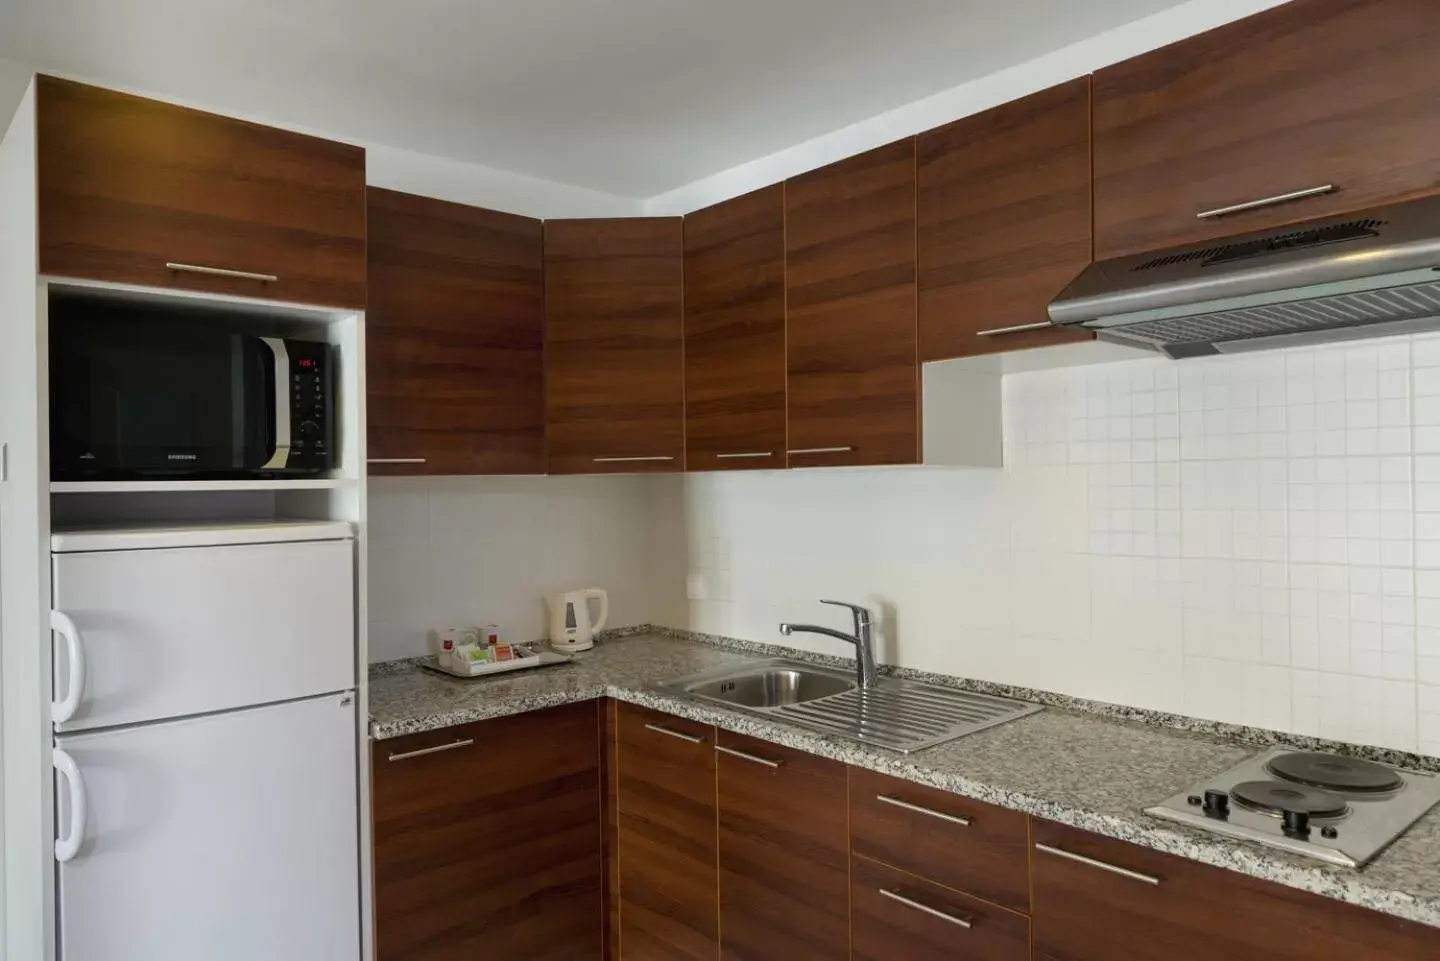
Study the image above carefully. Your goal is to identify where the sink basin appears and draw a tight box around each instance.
[655,658,1042,754]
[685,667,855,709]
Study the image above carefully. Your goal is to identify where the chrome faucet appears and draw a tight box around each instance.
[780,599,879,689]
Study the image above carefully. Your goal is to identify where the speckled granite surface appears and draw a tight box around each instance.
[368,631,1440,930]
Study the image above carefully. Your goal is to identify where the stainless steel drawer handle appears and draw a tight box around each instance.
[976,321,1055,337]
[787,447,854,456]
[876,794,972,826]
[644,723,705,744]
[715,452,774,460]
[1195,184,1336,220]
[387,738,474,762]
[715,745,782,769]
[593,456,676,464]
[878,889,973,929]
[368,458,428,465]
[166,262,279,283]
[1034,843,1162,885]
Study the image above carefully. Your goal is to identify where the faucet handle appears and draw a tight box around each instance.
[820,599,872,630]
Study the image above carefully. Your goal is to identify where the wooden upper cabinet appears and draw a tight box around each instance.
[683,185,788,471]
[36,76,366,307]
[1093,0,1440,259]
[1031,820,1437,961]
[366,189,544,475]
[545,218,685,474]
[917,78,1094,359]
[785,140,919,468]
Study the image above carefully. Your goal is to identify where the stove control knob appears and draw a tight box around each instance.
[1320,825,1339,840]
[1202,789,1230,820]
[1282,809,1312,840]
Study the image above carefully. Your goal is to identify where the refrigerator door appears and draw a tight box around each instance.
[56,693,360,961]
[52,537,354,732]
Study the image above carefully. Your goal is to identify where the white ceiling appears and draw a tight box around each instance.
[0,0,1190,198]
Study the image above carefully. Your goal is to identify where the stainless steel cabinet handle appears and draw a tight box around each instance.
[1195,184,1336,220]
[1034,843,1162,885]
[715,452,774,460]
[368,458,428,465]
[878,889,973,929]
[715,745,782,769]
[787,447,854,456]
[593,456,676,464]
[876,794,972,826]
[387,738,474,762]
[166,262,279,283]
[976,321,1055,337]
[644,723,705,744]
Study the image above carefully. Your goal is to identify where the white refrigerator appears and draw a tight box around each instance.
[49,522,361,961]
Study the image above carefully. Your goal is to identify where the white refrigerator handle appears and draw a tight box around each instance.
[50,610,87,724]
[53,747,87,862]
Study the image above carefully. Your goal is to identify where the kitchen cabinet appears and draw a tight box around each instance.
[683,184,788,471]
[1092,0,1440,259]
[851,855,1030,961]
[1031,819,1436,961]
[371,703,603,961]
[614,703,718,961]
[36,76,366,308]
[366,188,545,475]
[917,78,1093,359]
[545,218,685,474]
[716,729,849,961]
[784,140,920,468]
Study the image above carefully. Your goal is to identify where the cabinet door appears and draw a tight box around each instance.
[372,703,603,961]
[1093,0,1440,259]
[785,140,919,468]
[1031,820,1436,961]
[918,79,1093,359]
[716,730,848,961]
[366,188,545,475]
[615,704,718,961]
[37,76,365,307]
[851,856,1029,961]
[684,185,787,471]
[545,218,685,473]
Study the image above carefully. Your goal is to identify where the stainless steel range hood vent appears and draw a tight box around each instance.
[1048,195,1440,358]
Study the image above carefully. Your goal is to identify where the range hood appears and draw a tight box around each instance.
[1048,195,1440,359]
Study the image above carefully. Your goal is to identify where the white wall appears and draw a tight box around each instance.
[365,475,685,662]
[686,335,1440,755]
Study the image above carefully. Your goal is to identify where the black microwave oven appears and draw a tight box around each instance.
[50,313,336,480]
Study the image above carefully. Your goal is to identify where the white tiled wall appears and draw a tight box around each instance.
[685,334,1440,756]
[365,475,685,662]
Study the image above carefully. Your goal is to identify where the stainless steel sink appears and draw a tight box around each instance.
[654,658,1041,754]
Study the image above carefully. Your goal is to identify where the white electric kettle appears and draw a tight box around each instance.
[548,588,608,653]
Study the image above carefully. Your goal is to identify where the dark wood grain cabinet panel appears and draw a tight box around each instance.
[1031,820,1437,961]
[784,140,919,468]
[851,855,1030,961]
[371,703,603,961]
[850,767,1030,912]
[37,75,366,307]
[683,185,788,471]
[716,730,849,961]
[1092,0,1440,259]
[544,218,685,474]
[917,78,1093,359]
[366,188,544,475]
[615,704,718,961]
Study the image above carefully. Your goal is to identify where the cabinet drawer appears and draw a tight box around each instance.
[852,856,1029,961]
[850,767,1029,911]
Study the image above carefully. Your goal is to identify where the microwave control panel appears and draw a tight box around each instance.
[286,341,334,471]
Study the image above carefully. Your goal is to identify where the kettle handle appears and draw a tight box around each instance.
[585,589,609,634]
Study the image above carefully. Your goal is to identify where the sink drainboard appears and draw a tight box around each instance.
[775,684,1041,754]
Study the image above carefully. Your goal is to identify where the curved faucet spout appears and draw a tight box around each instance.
[779,623,856,645]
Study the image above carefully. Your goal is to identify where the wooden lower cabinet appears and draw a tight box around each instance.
[715,730,849,961]
[851,856,1030,961]
[614,703,718,961]
[371,703,603,961]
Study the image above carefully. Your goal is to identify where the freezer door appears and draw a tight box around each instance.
[56,693,360,961]
[52,537,354,732]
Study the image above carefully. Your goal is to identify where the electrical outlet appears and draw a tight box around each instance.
[686,571,707,601]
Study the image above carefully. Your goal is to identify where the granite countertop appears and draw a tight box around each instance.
[368,631,1440,930]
